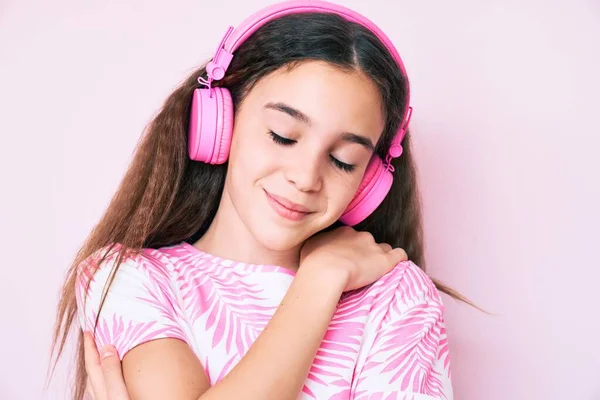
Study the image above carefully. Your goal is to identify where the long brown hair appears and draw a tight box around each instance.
[50,13,472,399]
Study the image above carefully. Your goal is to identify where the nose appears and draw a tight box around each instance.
[284,152,323,192]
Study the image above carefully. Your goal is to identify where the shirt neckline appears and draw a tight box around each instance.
[177,241,297,277]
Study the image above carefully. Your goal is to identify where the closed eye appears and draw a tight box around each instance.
[267,130,356,173]
[267,130,296,145]
[329,156,356,173]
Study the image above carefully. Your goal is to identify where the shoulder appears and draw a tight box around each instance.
[75,243,178,300]
[352,261,453,399]
[388,260,442,303]
[78,243,175,277]
[75,243,189,360]
[361,260,444,318]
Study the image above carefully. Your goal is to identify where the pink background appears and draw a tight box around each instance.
[1,0,599,399]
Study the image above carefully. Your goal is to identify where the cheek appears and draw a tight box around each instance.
[229,126,278,185]
[325,173,363,215]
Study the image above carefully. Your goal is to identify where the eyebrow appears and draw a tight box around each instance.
[264,101,375,151]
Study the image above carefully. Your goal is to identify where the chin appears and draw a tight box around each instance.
[249,224,307,252]
[246,206,325,251]
[249,210,345,253]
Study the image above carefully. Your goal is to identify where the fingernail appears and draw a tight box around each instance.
[100,345,116,359]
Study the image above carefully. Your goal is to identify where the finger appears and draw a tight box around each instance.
[99,345,131,400]
[387,247,408,265]
[83,332,107,400]
[378,243,392,252]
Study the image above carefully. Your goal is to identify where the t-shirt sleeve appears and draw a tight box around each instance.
[75,245,187,360]
[352,263,453,400]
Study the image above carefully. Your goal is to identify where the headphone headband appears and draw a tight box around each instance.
[203,0,412,161]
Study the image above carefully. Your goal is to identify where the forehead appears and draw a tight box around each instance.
[246,61,385,140]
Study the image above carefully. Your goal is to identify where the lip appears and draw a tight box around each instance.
[264,190,312,221]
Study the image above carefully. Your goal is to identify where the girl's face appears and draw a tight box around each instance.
[222,60,385,252]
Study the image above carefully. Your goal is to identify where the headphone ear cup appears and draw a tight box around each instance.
[188,87,234,164]
[213,88,234,164]
[339,156,393,226]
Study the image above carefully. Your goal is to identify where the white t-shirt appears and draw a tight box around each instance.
[77,241,453,399]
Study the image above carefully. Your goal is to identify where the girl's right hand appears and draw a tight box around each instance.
[300,226,408,292]
[84,332,130,400]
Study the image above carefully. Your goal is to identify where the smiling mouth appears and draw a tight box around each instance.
[264,190,313,221]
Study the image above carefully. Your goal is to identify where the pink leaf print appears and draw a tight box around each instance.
[302,288,373,396]
[76,243,452,399]
[173,248,278,381]
[353,264,451,400]
[91,314,185,359]
[76,244,187,360]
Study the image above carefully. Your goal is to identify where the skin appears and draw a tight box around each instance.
[83,61,408,400]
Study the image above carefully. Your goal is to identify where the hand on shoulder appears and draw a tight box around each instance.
[300,226,408,292]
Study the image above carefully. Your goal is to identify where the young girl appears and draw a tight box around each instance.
[51,1,464,399]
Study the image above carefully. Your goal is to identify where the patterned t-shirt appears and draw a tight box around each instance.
[76,242,453,400]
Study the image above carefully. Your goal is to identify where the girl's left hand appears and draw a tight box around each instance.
[83,331,131,400]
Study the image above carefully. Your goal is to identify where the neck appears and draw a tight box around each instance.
[193,189,302,271]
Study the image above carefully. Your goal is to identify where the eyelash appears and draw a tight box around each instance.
[268,130,295,146]
[267,130,356,173]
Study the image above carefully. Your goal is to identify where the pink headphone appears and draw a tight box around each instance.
[188,0,413,226]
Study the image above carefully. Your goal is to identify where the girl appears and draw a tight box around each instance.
[51,1,466,399]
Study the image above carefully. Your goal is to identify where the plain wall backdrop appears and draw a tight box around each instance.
[1,0,599,399]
